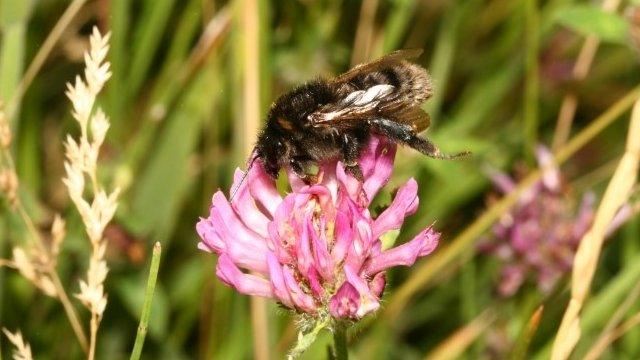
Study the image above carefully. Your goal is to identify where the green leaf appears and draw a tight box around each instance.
[128,0,177,97]
[0,0,33,125]
[0,0,33,26]
[555,5,629,44]
[129,63,218,242]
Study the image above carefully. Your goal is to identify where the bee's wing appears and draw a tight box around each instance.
[333,49,423,83]
[308,85,391,128]
[309,84,430,132]
[381,102,431,133]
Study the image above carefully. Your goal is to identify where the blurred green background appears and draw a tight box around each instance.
[1,0,640,359]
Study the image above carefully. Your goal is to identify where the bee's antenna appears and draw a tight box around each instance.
[229,154,258,202]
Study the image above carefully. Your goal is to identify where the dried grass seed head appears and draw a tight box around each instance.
[12,247,56,297]
[2,328,34,360]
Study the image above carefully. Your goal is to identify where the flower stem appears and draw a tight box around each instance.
[88,313,98,360]
[50,270,89,353]
[332,324,348,360]
[130,242,162,360]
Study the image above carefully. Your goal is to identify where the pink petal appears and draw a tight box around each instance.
[329,281,360,319]
[267,222,293,264]
[296,215,315,277]
[198,203,269,277]
[266,253,294,307]
[537,267,560,294]
[499,265,525,297]
[365,226,440,275]
[372,178,419,239]
[318,163,339,202]
[355,219,374,258]
[286,167,307,193]
[370,272,386,298]
[336,163,365,204]
[486,167,516,194]
[574,192,595,239]
[307,267,325,298]
[197,242,213,253]
[344,217,375,272]
[271,195,295,234]
[607,203,632,237]
[331,209,353,263]
[344,266,380,318]
[299,185,336,220]
[310,219,335,282]
[282,266,317,313]
[209,194,270,274]
[511,221,538,253]
[248,161,282,216]
[231,169,270,237]
[216,255,273,298]
[535,145,561,192]
[196,217,224,252]
[343,195,373,249]
[211,192,267,247]
[361,137,396,201]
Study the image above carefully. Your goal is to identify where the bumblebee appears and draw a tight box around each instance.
[254,49,468,183]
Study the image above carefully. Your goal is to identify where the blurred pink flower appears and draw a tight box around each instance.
[197,136,439,319]
[480,146,595,297]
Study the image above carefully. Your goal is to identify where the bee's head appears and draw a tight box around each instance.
[255,130,286,180]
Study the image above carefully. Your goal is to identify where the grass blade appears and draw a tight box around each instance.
[128,0,177,97]
[0,0,32,126]
[130,242,163,360]
[551,98,640,360]
[424,309,496,360]
[523,0,540,160]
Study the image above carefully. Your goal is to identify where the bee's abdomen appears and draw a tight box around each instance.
[350,61,432,106]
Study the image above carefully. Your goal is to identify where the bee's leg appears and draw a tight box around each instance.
[369,118,470,159]
[342,134,364,181]
[290,157,319,184]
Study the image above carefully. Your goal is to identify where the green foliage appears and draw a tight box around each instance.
[555,5,629,44]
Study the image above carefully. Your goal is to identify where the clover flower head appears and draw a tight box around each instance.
[197,136,439,319]
[481,146,595,296]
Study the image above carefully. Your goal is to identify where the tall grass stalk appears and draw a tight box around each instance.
[424,309,496,360]
[237,0,270,358]
[512,305,545,360]
[130,242,162,360]
[63,27,119,360]
[121,7,231,189]
[351,0,378,66]
[523,0,540,160]
[551,0,622,150]
[551,98,640,360]
[583,310,640,359]
[0,0,29,128]
[5,0,87,119]
[583,281,640,360]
